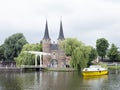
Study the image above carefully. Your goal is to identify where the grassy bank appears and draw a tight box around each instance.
[107,66,120,69]
[99,63,120,69]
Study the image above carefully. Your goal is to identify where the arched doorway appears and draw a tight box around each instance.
[50,59,58,68]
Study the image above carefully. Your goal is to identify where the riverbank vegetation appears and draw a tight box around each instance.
[96,38,109,61]
[0,33,120,70]
[61,38,120,69]
[61,38,97,69]
[15,43,42,65]
[99,62,120,69]
[0,33,27,61]
[108,44,120,62]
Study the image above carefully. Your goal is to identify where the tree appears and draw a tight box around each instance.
[61,38,84,56]
[61,38,96,69]
[96,38,109,61]
[87,46,97,66]
[71,46,91,69]
[0,45,5,61]
[15,43,42,65]
[108,44,119,62]
[118,52,120,61]
[4,33,28,61]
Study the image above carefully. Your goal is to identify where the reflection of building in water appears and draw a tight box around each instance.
[42,20,70,68]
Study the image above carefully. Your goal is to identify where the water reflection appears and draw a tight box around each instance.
[0,69,120,90]
[82,75,108,90]
[109,69,120,75]
[39,72,79,90]
[0,72,36,90]
[83,75,108,80]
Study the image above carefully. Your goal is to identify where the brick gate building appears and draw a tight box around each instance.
[42,20,67,68]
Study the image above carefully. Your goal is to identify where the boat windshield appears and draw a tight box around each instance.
[89,65,101,68]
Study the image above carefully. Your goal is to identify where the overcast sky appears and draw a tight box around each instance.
[0,0,120,47]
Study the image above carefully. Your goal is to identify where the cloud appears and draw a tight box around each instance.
[0,0,120,47]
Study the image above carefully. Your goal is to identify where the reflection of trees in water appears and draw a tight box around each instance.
[1,71,120,90]
[0,72,84,90]
[0,72,35,90]
[39,71,81,90]
[107,69,120,90]
[109,69,120,75]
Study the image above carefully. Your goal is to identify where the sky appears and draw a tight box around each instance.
[0,0,120,47]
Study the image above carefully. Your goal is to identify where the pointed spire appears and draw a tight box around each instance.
[58,20,65,40]
[43,20,50,40]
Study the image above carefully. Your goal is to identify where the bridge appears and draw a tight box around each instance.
[22,51,51,71]
[0,51,51,72]
[24,51,51,67]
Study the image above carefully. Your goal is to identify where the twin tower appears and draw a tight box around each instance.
[42,20,66,68]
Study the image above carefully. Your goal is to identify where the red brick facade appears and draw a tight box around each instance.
[42,20,68,68]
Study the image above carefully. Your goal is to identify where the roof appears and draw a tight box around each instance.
[43,20,50,40]
[58,20,65,40]
[50,44,58,50]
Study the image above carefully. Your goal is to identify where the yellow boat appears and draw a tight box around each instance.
[82,65,108,76]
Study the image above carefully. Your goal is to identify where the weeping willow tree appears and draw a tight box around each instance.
[71,46,92,69]
[61,38,97,69]
[61,38,83,56]
[15,43,42,65]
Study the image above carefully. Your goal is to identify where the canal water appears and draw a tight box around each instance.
[0,69,120,90]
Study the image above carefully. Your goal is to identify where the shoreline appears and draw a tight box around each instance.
[47,67,77,72]
[0,66,77,72]
[99,62,120,69]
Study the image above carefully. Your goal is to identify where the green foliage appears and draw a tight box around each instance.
[61,38,84,56]
[71,46,89,69]
[0,45,5,61]
[61,38,97,69]
[118,53,120,61]
[108,44,119,62]
[3,33,28,61]
[87,46,97,66]
[15,43,42,65]
[96,38,109,60]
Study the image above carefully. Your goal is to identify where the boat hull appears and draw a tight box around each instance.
[82,70,108,76]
